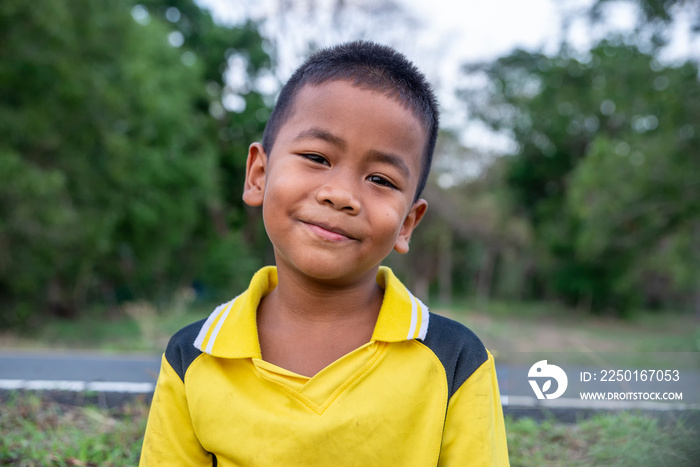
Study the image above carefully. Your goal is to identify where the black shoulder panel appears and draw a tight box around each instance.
[164,318,206,383]
[421,313,488,399]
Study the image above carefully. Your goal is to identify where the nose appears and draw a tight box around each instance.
[315,176,361,214]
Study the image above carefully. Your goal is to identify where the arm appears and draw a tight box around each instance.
[439,351,510,466]
[140,354,213,466]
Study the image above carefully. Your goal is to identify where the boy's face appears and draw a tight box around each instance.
[243,80,428,286]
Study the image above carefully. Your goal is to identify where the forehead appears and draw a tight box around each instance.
[277,80,427,179]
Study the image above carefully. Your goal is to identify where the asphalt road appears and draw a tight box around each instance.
[1,350,698,418]
[0,350,161,393]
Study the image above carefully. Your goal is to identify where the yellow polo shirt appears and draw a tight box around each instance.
[140,266,509,466]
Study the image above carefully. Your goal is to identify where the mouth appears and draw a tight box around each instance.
[301,221,357,242]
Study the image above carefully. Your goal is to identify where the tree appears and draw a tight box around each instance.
[135,0,276,293]
[0,0,272,326]
[589,0,700,39]
[386,130,532,305]
[458,36,699,314]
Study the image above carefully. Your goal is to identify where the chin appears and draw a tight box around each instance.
[301,266,358,282]
[275,248,383,285]
[295,262,377,286]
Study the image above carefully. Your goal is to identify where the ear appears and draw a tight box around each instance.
[242,143,267,207]
[394,199,428,254]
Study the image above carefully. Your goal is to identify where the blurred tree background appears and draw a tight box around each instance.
[0,0,698,328]
[440,0,700,316]
[0,0,271,326]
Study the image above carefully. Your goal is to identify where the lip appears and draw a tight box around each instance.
[302,221,357,242]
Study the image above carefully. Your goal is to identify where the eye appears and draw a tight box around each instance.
[367,175,397,189]
[300,153,329,166]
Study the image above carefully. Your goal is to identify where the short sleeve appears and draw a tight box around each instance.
[139,354,214,466]
[439,351,510,466]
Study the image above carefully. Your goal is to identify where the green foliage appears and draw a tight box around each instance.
[590,0,700,38]
[2,391,697,467]
[461,39,700,313]
[138,0,272,218]
[0,391,148,466]
[506,412,700,466]
[0,0,272,327]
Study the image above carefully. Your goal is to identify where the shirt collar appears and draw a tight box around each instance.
[194,266,430,359]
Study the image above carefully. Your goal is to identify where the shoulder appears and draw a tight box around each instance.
[421,313,489,398]
[164,319,206,383]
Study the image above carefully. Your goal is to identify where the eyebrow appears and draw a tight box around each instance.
[293,127,412,180]
[293,128,346,150]
[366,149,411,180]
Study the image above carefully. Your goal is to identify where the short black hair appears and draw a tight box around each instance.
[261,41,439,201]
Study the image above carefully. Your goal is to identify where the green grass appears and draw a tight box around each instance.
[2,300,697,465]
[0,304,212,354]
[1,392,698,466]
[506,411,700,467]
[0,392,148,466]
[2,297,698,361]
[435,299,700,366]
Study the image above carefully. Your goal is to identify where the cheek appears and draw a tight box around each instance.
[260,182,287,229]
[262,173,296,205]
[260,172,307,231]
[378,207,407,238]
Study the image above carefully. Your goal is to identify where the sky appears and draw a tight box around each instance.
[392,0,581,137]
[196,0,696,82]
[200,0,572,53]
[194,0,697,161]
[195,0,650,67]
[197,1,585,126]
[403,0,562,61]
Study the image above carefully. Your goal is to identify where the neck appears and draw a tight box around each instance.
[255,265,385,377]
[266,266,384,326]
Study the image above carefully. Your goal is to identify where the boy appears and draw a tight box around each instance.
[140,41,509,466]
